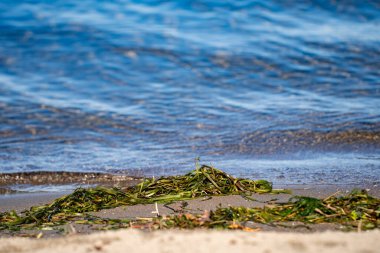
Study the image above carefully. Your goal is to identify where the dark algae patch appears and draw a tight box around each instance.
[0,166,379,232]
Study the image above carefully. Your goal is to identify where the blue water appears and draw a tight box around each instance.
[1,0,380,185]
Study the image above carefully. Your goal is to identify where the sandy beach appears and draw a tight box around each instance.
[0,229,379,253]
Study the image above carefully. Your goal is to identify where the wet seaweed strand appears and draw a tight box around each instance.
[210,189,380,230]
[140,190,379,231]
[0,165,276,229]
[1,166,379,231]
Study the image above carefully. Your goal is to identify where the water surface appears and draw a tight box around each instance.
[1,0,380,186]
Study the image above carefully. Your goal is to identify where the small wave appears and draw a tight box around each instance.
[236,129,380,155]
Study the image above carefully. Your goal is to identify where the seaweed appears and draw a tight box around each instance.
[0,165,276,229]
[1,166,378,232]
[125,190,379,231]
[209,189,380,230]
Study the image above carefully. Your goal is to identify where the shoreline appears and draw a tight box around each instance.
[0,171,141,186]
[1,170,378,195]
[0,171,143,195]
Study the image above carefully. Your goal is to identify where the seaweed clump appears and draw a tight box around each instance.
[96,190,380,231]
[207,190,380,230]
[0,165,275,230]
[1,166,378,232]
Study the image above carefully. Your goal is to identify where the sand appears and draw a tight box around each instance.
[0,229,379,253]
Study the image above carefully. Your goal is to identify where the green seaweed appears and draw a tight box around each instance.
[1,166,378,232]
[0,165,276,230]
[208,189,380,230]
[127,190,379,231]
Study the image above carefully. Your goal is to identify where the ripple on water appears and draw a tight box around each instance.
[0,0,379,185]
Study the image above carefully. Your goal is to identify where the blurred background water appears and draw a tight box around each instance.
[0,0,379,185]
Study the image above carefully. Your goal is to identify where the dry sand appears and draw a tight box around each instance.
[0,229,379,253]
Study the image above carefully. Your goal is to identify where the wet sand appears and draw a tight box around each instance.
[0,192,69,213]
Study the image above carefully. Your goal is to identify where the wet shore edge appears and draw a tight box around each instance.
[0,171,142,186]
[1,170,379,211]
[1,170,379,190]
[0,171,143,194]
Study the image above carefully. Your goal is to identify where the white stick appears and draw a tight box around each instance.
[151,202,160,217]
